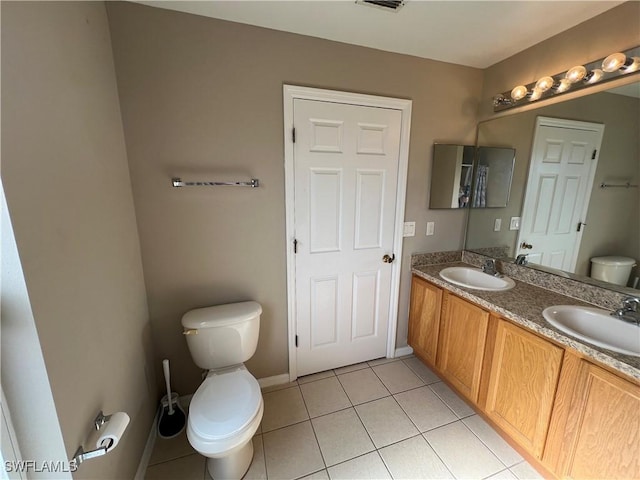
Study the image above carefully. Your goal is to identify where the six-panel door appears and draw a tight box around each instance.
[293,98,403,376]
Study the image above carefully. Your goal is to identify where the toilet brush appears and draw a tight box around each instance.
[158,358,186,439]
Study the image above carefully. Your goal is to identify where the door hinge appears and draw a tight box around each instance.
[592,149,597,160]
[293,238,298,254]
[295,335,299,347]
[292,127,296,143]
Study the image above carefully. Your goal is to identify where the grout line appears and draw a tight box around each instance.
[297,383,328,473]
[147,451,201,468]
[293,468,327,480]
[255,433,269,480]
[461,415,512,470]
[421,431,457,480]
[482,467,512,480]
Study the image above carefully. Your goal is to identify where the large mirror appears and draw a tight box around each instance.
[465,80,640,293]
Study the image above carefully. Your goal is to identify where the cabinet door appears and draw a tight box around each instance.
[485,320,563,458]
[437,293,489,402]
[556,362,640,479]
[408,275,442,365]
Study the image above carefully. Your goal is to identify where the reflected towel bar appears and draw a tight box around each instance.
[600,182,638,189]
[172,177,259,188]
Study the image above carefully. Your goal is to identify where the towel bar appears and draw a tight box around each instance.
[600,182,638,189]
[171,177,259,188]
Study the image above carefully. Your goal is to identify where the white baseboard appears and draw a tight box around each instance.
[134,408,159,480]
[258,373,291,389]
[135,395,191,479]
[394,345,414,357]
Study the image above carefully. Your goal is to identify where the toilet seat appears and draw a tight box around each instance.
[187,366,263,457]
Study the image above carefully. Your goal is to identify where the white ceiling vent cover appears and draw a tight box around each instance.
[356,0,406,12]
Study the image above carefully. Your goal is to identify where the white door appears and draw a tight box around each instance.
[517,117,604,272]
[292,98,402,376]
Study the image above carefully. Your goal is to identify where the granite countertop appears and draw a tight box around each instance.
[412,262,640,382]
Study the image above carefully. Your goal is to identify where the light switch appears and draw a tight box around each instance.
[426,222,435,236]
[494,218,502,232]
[510,217,521,230]
[403,221,416,237]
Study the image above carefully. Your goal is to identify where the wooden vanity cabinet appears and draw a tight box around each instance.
[482,319,564,459]
[544,357,640,479]
[436,292,489,403]
[408,275,640,479]
[408,275,442,365]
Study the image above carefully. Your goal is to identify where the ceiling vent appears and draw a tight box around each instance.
[356,0,406,12]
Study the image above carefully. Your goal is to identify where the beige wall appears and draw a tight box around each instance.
[480,1,640,120]
[467,91,640,279]
[106,1,482,393]
[1,3,155,478]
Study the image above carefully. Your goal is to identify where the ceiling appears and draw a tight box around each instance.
[132,1,624,69]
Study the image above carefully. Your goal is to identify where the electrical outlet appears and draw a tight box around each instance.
[494,218,502,232]
[403,221,416,237]
[510,217,521,230]
[426,221,435,236]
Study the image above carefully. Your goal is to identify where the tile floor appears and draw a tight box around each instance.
[145,356,545,480]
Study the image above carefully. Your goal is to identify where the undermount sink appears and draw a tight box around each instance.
[439,266,516,292]
[542,305,640,357]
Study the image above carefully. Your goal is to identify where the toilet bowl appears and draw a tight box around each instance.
[590,256,636,286]
[181,302,263,479]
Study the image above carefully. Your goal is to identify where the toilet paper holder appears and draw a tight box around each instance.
[71,411,122,466]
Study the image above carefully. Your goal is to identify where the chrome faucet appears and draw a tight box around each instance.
[611,297,640,325]
[481,259,502,277]
[515,254,528,265]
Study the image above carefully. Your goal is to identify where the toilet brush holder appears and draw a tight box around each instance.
[158,359,186,439]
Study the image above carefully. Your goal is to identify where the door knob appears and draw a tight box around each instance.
[382,254,396,263]
[520,242,533,250]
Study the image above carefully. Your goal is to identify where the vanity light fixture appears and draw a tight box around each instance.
[493,45,640,111]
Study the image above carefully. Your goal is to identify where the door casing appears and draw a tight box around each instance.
[283,85,412,381]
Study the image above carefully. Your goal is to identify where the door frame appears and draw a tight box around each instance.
[283,85,412,381]
[517,116,604,272]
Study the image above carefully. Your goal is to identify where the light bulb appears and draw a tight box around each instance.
[535,76,555,92]
[622,56,640,73]
[566,65,587,83]
[553,78,572,93]
[510,85,528,101]
[584,68,604,84]
[602,52,626,72]
[529,88,543,101]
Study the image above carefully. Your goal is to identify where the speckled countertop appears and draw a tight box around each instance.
[412,262,640,382]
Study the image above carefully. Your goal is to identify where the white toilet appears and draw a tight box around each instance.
[181,301,263,479]
[590,256,636,286]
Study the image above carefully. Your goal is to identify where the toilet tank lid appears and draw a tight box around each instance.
[181,301,262,329]
[591,256,637,266]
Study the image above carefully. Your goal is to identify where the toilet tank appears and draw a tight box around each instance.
[181,301,262,370]
[590,256,636,286]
